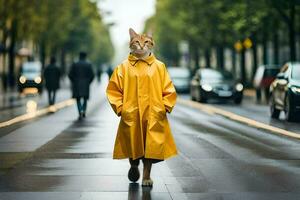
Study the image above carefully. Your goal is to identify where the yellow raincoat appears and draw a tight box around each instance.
[106,54,177,160]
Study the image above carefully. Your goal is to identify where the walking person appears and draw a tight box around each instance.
[96,66,102,83]
[44,57,61,106]
[106,28,177,187]
[68,52,94,120]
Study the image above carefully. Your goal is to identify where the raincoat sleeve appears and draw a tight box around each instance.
[106,66,123,116]
[162,65,177,113]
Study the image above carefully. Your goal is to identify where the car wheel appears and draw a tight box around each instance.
[234,97,242,104]
[198,90,207,103]
[195,88,200,102]
[190,89,196,101]
[285,96,296,122]
[270,94,280,119]
[256,89,261,102]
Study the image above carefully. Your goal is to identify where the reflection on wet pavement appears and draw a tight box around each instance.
[0,87,72,123]
[128,183,153,200]
[0,83,177,199]
[1,82,300,200]
[26,100,37,114]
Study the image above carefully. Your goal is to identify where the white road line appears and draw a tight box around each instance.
[178,98,300,139]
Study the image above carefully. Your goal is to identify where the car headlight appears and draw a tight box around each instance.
[19,76,26,84]
[202,84,213,92]
[235,83,243,91]
[291,86,300,93]
[34,76,42,84]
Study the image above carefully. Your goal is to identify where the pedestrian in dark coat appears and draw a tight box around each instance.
[44,57,61,105]
[68,52,94,119]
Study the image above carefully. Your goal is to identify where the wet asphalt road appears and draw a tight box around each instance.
[180,94,300,134]
[0,81,300,200]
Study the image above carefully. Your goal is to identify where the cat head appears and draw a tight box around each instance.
[129,28,154,58]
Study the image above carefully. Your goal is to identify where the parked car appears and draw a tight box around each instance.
[167,66,191,93]
[190,68,243,104]
[269,62,300,121]
[18,61,43,94]
[253,64,280,102]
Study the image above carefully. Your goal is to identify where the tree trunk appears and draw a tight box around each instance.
[240,48,246,85]
[60,49,66,75]
[1,32,8,91]
[205,48,210,68]
[251,35,258,81]
[8,19,17,88]
[262,30,268,65]
[193,46,199,70]
[289,2,296,61]
[217,45,224,69]
[231,48,236,77]
[40,42,46,70]
[273,30,279,64]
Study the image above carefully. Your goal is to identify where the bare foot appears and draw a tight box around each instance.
[142,158,153,187]
[142,179,153,187]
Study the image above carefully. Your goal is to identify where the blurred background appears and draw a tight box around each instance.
[144,0,300,87]
[0,0,300,111]
[1,1,300,198]
[1,0,300,88]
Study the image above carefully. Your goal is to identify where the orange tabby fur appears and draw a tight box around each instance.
[129,28,154,59]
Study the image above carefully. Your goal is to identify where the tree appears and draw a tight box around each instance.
[0,0,114,88]
[269,0,298,61]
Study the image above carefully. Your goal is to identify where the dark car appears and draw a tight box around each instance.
[253,65,280,102]
[190,68,243,104]
[168,66,191,93]
[269,62,300,121]
[18,61,43,94]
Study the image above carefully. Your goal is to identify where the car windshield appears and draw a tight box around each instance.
[21,62,41,74]
[200,69,233,81]
[264,68,280,77]
[291,64,300,80]
[168,68,190,78]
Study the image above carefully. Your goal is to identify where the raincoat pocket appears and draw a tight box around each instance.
[121,107,138,126]
[150,105,166,132]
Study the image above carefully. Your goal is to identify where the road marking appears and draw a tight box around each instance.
[178,98,300,139]
[0,99,75,128]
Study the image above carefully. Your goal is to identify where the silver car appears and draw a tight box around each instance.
[167,66,191,93]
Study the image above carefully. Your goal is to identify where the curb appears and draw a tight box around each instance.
[178,98,300,140]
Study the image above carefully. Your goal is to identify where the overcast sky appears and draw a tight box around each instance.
[98,0,156,65]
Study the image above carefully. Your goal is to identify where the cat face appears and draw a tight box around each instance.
[129,28,154,58]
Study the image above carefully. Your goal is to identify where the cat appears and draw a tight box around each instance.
[129,28,154,60]
[127,28,156,187]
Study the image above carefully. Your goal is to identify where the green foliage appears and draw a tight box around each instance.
[0,0,114,66]
[146,0,299,64]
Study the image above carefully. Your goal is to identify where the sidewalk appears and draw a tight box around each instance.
[243,88,255,98]
[0,89,23,111]
[0,77,182,200]
[0,77,73,111]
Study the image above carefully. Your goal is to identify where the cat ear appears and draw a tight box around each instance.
[146,30,153,39]
[129,28,138,40]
